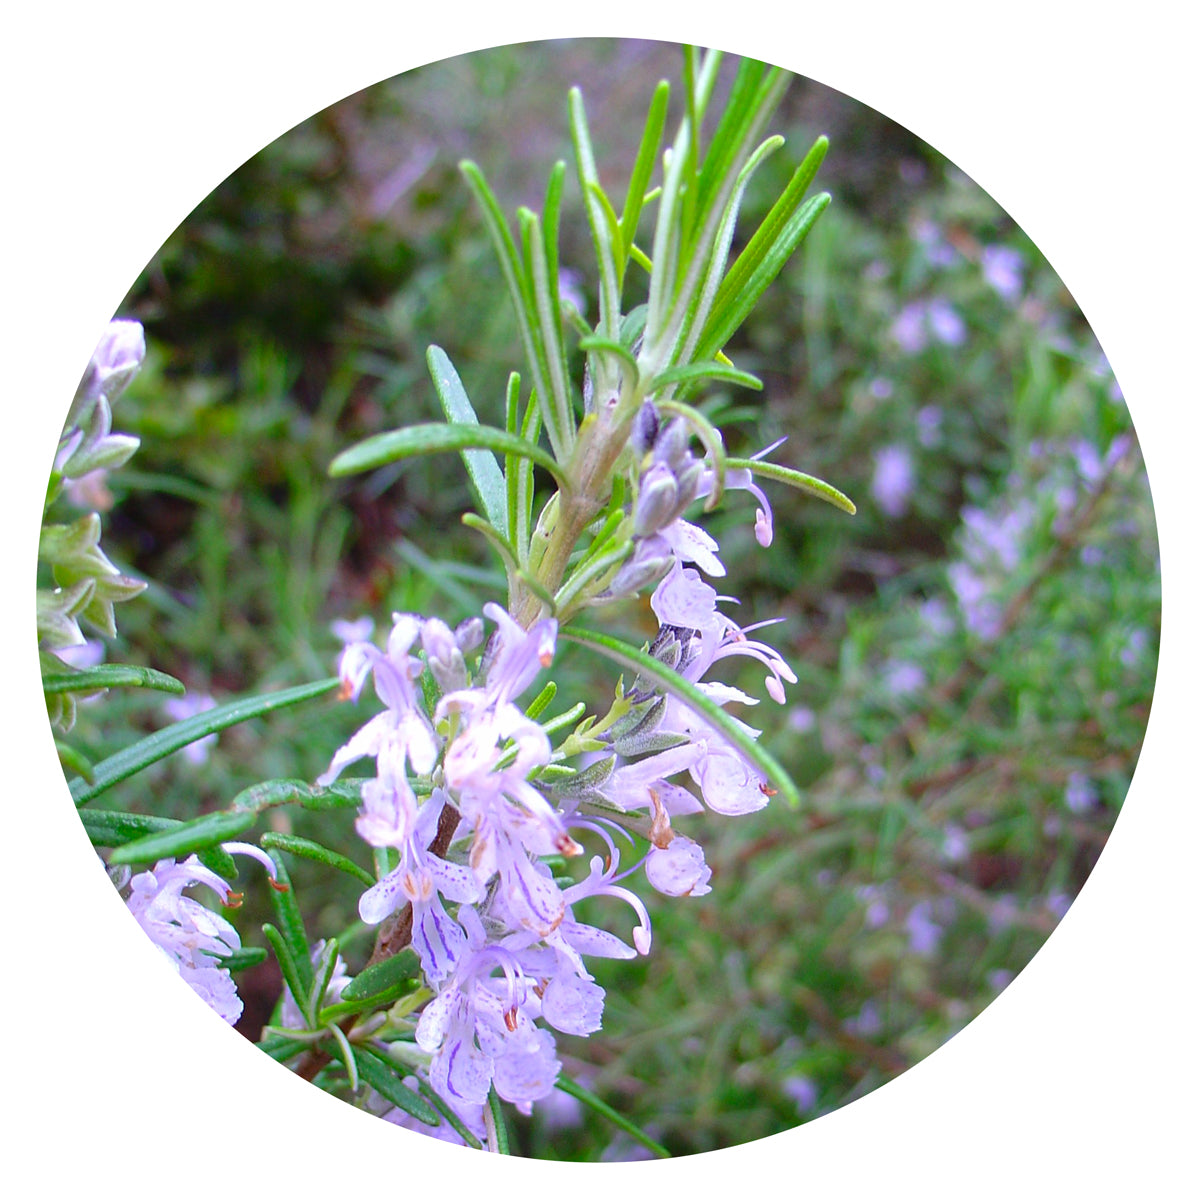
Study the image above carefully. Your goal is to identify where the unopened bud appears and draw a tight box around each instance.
[633,462,679,536]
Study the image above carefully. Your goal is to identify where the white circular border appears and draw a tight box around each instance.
[6,3,1194,1195]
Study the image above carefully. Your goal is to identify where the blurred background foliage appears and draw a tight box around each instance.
[52,39,1158,1158]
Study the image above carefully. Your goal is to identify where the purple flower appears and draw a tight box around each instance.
[357,788,480,984]
[870,443,915,517]
[981,244,1023,302]
[905,901,942,956]
[645,835,712,898]
[319,613,440,847]
[1065,772,1098,814]
[125,842,277,1026]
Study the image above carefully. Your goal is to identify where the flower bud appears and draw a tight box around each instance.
[632,462,678,536]
[68,319,146,428]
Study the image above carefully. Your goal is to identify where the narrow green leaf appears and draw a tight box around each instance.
[108,810,257,867]
[263,923,313,1029]
[426,345,508,531]
[329,421,567,488]
[561,627,800,808]
[55,740,94,783]
[69,678,339,806]
[504,371,521,544]
[42,664,186,696]
[266,851,312,995]
[229,777,363,815]
[712,135,828,320]
[351,1046,440,1126]
[81,809,238,878]
[726,456,857,514]
[487,1086,512,1154]
[340,948,422,1003]
[697,191,831,362]
[521,207,574,451]
[618,80,670,276]
[259,832,375,888]
[215,946,269,972]
[648,362,762,393]
[460,161,570,462]
[524,680,557,721]
[577,336,640,390]
[257,1033,313,1063]
[569,88,621,338]
[554,1073,671,1158]
[414,1077,483,1148]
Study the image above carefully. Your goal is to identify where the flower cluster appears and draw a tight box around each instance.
[322,449,798,1133]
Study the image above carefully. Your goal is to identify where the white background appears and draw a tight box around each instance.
[5,3,1195,1195]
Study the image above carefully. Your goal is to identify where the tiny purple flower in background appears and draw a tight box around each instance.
[1065,771,1098,814]
[927,298,966,346]
[856,884,890,929]
[163,693,218,764]
[987,968,1014,992]
[844,999,882,1038]
[1120,627,1150,667]
[1045,891,1072,921]
[905,901,942,956]
[941,824,969,863]
[890,302,929,355]
[882,659,925,697]
[948,562,1002,640]
[870,443,915,517]
[868,376,894,400]
[920,596,955,638]
[987,894,1019,935]
[981,244,1024,302]
[788,705,816,733]
[782,1073,819,1113]
[916,404,943,447]
[913,218,957,268]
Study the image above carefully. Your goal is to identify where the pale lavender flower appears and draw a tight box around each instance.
[357,788,480,984]
[868,376,894,400]
[1120,628,1150,667]
[857,884,890,929]
[940,824,969,863]
[920,597,955,638]
[126,852,263,1025]
[981,244,1023,301]
[928,298,967,346]
[782,1073,819,1113]
[882,659,925,697]
[330,615,375,645]
[844,1000,882,1037]
[319,613,440,847]
[905,901,942,956]
[870,443,915,517]
[1065,771,1098,814]
[916,404,943,447]
[788,706,816,733]
[948,562,1003,640]
[1046,891,1072,921]
[913,218,957,268]
[644,835,712,898]
[890,302,929,354]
